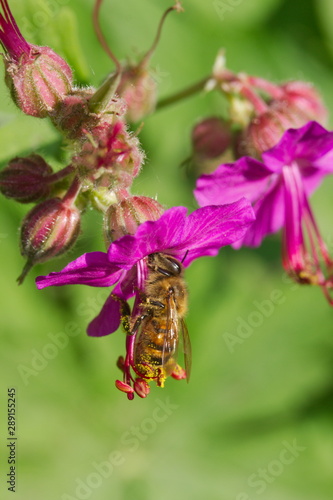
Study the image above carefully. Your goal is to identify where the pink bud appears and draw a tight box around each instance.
[237,80,328,158]
[0,154,53,203]
[50,89,97,138]
[18,197,80,283]
[281,81,328,125]
[117,66,157,123]
[192,117,232,161]
[49,88,127,140]
[236,108,291,158]
[134,378,150,398]
[189,117,233,175]
[5,45,73,118]
[103,196,164,243]
[0,1,73,117]
[111,2,180,122]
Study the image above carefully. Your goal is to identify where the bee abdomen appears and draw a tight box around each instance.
[135,336,176,368]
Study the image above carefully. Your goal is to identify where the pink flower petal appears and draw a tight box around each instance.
[36,252,122,288]
[194,156,273,207]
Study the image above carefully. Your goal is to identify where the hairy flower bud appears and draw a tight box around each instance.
[190,116,233,174]
[103,195,164,244]
[117,66,157,123]
[50,89,127,139]
[192,117,232,160]
[0,154,53,203]
[18,197,80,283]
[50,88,97,137]
[280,81,328,125]
[0,0,73,117]
[236,80,328,158]
[236,109,293,158]
[5,45,73,118]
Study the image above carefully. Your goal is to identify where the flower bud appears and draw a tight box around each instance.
[50,88,97,138]
[5,45,73,118]
[236,108,293,158]
[50,88,127,140]
[236,80,328,159]
[190,116,234,174]
[18,197,80,283]
[103,196,164,244]
[0,154,53,203]
[0,1,73,117]
[192,117,232,161]
[74,120,144,189]
[117,66,157,123]
[280,81,328,125]
[134,378,150,398]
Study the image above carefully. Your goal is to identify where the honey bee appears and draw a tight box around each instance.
[130,252,191,386]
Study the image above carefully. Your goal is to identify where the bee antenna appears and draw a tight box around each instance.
[181,250,189,264]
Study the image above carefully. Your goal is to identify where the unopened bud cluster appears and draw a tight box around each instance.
[0,0,175,282]
[189,52,328,174]
[235,80,327,159]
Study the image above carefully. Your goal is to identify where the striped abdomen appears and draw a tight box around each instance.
[133,318,178,379]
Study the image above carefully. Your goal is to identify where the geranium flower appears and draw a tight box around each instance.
[194,121,333,303]
[36,201,255,398]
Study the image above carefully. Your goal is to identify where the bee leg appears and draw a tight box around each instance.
[124,334,135,380]
[146,298,165,309]
[131,312,150,336]
[109,293,131,335]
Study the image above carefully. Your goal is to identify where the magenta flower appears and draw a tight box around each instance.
[37,202,255,333]
[36,201,255,398]
[194,121,333,302]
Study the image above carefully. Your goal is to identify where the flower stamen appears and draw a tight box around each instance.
[282,162,333,301]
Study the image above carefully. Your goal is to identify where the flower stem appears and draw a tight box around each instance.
[17,260,33,285]
[62,176,81,206]
[156,76,210,111]
[140,4,181,69]
[47,164,75,184]
[92,0,122,74]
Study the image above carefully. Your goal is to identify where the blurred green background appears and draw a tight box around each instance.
[1,0,333,499]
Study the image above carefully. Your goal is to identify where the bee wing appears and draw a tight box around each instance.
[161,293,179,370]
[164,293,192,382]
[179,318,192,383]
